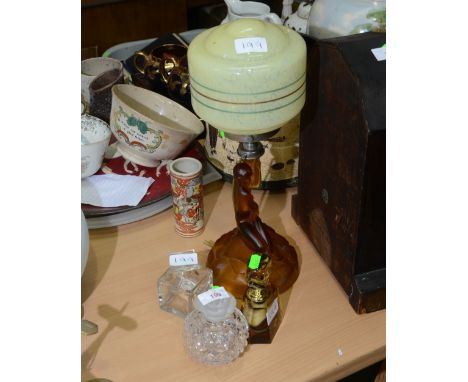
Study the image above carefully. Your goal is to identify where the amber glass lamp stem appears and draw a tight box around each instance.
[243,158,261,189]
[232,159,272,254]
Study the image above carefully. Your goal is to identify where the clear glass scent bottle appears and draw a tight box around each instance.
[242,253,281,344]
[184,287,249,365]
[158,263,213,319]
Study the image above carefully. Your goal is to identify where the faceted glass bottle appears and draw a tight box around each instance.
[184,288,249,365]
[158,264,213,318]
[242,253,281,344]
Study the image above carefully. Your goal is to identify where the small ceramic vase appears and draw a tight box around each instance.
[169,157,204,237]
[89,68,124,123]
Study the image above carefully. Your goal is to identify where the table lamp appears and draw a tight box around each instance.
[188,19,306,299]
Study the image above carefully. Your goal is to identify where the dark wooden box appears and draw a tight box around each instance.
[292,33,386,314]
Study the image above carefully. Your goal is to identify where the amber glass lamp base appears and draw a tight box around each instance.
[207,223,299,300]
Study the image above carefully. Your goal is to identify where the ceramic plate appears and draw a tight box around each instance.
[81,141,206,218]
[81,210,89,275]
[84,161,221,229]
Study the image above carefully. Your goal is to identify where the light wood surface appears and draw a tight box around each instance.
[82,181,385,381]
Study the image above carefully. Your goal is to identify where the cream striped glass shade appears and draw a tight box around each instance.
[187,18,306,136]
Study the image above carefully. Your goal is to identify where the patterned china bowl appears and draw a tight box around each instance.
[110,84,204,167]
[81,114,111,178]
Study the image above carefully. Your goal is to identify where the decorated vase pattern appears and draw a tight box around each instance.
[171,174,204,237]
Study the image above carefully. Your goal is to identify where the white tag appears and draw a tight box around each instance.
[197,287,230,305]
[169,250,198,266]
[371,46,386,61]
[234,37,268,54]
[266,297,279,325]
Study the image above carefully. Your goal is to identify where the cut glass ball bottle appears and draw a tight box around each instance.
[158,265,213,318]
[184,288,249,365]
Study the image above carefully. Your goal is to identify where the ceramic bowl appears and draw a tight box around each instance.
[81,210,89,276]
[109,84,204,167]
[81,57,123,103]
[81,114,111,178]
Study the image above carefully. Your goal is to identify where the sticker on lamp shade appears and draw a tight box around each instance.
[266,297,279,325]
[234,37,268,54]
[197,286,230,305]
[169,250,198,266]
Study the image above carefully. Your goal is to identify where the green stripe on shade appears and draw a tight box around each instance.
[189,72,306,96]
[191,87,306,115]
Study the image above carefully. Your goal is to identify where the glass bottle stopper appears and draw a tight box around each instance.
[193,287,237,322]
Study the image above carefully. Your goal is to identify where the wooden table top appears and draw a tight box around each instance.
[82,180,385,382]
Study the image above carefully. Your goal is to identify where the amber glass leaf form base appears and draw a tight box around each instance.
[207,224,299,300]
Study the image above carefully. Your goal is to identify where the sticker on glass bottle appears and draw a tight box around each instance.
[266,297,279,325]
[234,37,268,54]
[198,286,230,305]
[169,250,198,266]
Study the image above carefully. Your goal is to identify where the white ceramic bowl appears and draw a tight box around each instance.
[81,114,111,178]
[81,210,89,277]
[110,84,204,167]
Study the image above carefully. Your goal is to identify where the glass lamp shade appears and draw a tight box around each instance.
[187,18,306,136]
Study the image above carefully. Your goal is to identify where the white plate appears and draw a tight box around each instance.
[81,210,89,276]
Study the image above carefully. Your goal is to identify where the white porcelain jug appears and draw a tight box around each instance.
[221,0,282,24]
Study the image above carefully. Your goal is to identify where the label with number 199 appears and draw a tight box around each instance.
[234,37,268,54]
[169,250,198,266]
